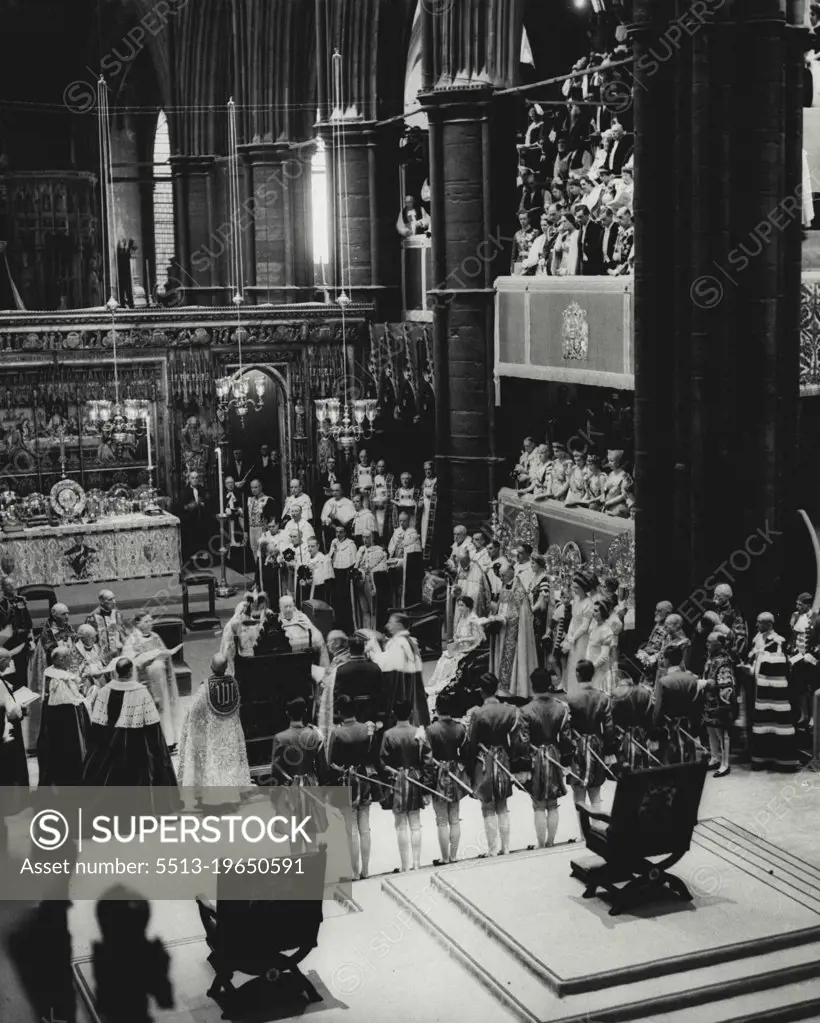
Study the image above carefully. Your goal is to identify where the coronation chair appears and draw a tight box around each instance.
[570,759,708,916]
[196,845,325,1010]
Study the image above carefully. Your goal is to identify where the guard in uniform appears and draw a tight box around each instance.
[379,699,429,872]
[271,696,327,850]
[568,659,615,818]
[611,671,654,772]
[326,694,377,880]
[465,672,521,857]
[652,644,703,764]
[518,667,573,848]
[424,692,469,865]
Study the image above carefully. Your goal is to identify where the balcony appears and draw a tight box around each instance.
[495,273,820,397]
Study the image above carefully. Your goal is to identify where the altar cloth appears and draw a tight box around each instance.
[0,512,181,585]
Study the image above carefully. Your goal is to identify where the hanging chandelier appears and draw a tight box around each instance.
[215,99,264,425]
[315,396,378,449]
[313,50,377,450]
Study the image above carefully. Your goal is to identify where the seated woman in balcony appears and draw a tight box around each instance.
[518,444,553,500]
[565,449,591,508]
[551,213,580,276]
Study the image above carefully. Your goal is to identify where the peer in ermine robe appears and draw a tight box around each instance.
[366,615,430,727]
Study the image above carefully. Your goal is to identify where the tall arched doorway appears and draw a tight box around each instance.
[222,363,291,507]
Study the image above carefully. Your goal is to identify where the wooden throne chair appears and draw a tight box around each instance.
[570,759,708,916]
[196,845,326,1009]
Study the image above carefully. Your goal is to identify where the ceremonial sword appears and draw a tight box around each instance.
[666,719,709,755]
[570,730,617,780]
[383,764,448,800]
[428,755,476,797]
[614,725,662,766]
[270,763,330,812]
[329,764,394,793]
[527,743,584,784]
[478,743,530,793]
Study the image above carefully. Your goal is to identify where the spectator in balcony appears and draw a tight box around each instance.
[553,136,572,180]
[518,104,545,173]
[551,213,580,277]
[599,205,621,275]
[577,176,598,214]
[548,180,567,214]
[538,116,559,181]
[564,179,582,209]
[563,57,590,104]
[522,208,561,276]
[585,167,610,214]
[396,194,430,239]
[608,208,634,276]
[575,205,604,276]
[567,139,593,179]
[518,168,544,229]
[602,121,633,174]
[511,209,539,274]
[607,166,634,215]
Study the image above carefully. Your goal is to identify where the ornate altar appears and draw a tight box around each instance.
[0,479,179,585]
[0,512,181,586]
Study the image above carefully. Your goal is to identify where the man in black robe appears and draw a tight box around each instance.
[83,658,179,810]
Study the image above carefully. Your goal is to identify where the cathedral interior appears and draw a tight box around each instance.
[3,1,820,1021]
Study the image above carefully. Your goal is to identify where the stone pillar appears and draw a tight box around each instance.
[240,141,317,304]
[168,154,221,305]
[318,120,402,319]
[420,85,517,537]
[631,0,808,627]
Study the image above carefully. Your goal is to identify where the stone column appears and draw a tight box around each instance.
[318,120,402,319]
[419,85,517,537]
[631,0,808,626]
[240,141,317,304]
[168,154,222,305]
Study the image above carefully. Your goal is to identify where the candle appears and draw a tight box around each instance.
[216,445,225,516]
[145,411,153,474]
